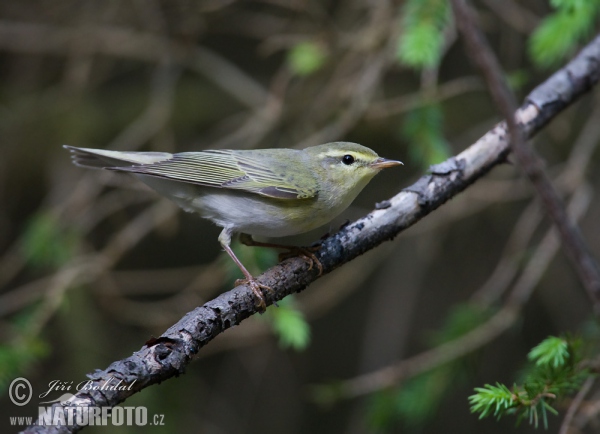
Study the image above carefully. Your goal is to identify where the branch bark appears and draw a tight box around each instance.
[22,33,600,434]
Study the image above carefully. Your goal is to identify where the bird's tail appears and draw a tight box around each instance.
[63,145,173,169]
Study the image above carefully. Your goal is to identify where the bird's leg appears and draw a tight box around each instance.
[239,233,323,276]
[219,228,270,311]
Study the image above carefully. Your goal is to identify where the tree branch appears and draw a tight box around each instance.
[451,0,600,310]
[22,32,600,434]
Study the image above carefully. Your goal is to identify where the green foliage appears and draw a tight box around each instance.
[0,303,53,393]
[470,382,559,429]
[428,304,493,345]
[469,382,515,419]
[469,335,590,429]
[528,336,569,368]
[401,103,451,169]
[264,297,311,351]
[529,0,600,68]
[0,336,49,393]
[393,373,440,426]
[396,0,451,69]
[368,376,442,430]
[367,304,492,430]
[20,211,80,269]
[287,41,327,76]
[368,389,398,430]
[550,0,592,10]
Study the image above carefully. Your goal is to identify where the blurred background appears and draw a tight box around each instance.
[1,0,600,432]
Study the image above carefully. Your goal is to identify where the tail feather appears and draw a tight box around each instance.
[63,145,173,169]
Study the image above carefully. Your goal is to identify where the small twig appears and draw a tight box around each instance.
[295,51,388,148]
[470,199,542,306]
[294,3,396,148]
[107,59,181,152]
[23,201,176,338]
[451,0,600,310]
[559,376,595,434]
[0,22,268,108]
[207,66,289,150]
[480,0,540,33]
[0,55,179,307]
[367,76,484,119]
[473,96,600,305]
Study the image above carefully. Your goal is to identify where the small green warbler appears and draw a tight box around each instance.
[65,142,402,308]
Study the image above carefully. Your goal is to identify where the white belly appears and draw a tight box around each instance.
[136,174,340,238]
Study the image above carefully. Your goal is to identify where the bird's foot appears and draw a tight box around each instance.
[278,246,323,276]
[239,234,324,276]
[235,277,272,311]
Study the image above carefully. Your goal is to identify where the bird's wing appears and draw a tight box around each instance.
[112,150,318,200]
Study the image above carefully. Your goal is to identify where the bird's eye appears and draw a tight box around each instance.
[342,154,355,165]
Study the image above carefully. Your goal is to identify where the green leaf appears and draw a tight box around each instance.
[528,336,569,368]
[367,389,398,430]
[550,0,592,10]
[394,368,453,427]
[468,382,516,419]
[397,23,444,68]
[397,0,450,69]
[529,1,600,68]
[20,211,80,269]
[470,335,591,427]
[265,298,311,351]
[287,42,327,76]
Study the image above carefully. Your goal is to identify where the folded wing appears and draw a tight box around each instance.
[67,147,318,200]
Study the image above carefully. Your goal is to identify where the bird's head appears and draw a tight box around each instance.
[305,142,403,197]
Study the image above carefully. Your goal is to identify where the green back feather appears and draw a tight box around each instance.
[113,149,319,200]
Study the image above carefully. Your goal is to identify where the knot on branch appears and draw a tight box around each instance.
[404,157,467,211]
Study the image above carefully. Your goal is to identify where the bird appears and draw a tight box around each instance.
[64,142,402,309]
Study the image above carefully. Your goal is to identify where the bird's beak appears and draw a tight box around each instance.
[370,158,404,169]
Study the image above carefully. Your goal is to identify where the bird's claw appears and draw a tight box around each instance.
[238,234,324,277]
[278,246,324,276]
[235,277,272,312]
